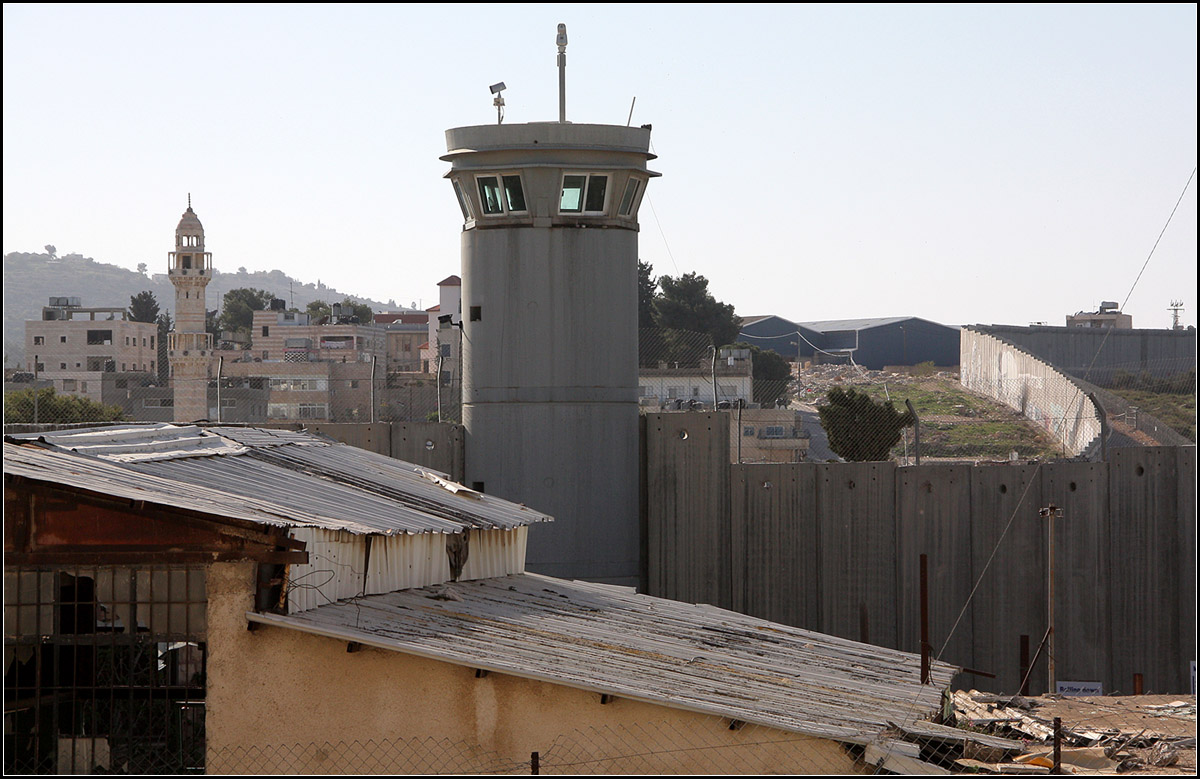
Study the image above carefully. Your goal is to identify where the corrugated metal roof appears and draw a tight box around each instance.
[3,442,302,530]
[5,424,550,535]
[248,573,958,744]
[797,316,915,333]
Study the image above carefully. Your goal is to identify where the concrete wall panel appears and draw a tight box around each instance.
[1040,461,1109,688]
[895,465,976,680]
[644,412,731,608]
[391,421,465,482]
[731,463,819,628]
[816,461,898,647]
[968,465,1045,693]
[1108,447,1191,693]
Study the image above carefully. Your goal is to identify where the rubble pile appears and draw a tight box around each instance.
[792,364,959,402]
[942,690,1197,774]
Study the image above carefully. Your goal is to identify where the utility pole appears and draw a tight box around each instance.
[710,344,718,408]
[216,356,223,424]
[33,354,40,425]
[1039,503,1064,693]
[436,351,444,423]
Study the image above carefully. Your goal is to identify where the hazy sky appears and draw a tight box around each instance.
[4,4,1196,328]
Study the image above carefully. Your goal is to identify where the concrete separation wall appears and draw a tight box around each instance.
[256,421,464,481]
[644,412,1196,694]
[969,323,1196,384]
[960,327,1102,457]
[644,412,731,609]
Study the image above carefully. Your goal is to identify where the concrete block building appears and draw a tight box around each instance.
[25,299,158,403]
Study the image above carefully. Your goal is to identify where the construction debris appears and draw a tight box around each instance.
[943,690,1197,774]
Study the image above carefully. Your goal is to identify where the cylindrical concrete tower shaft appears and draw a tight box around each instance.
[443,123,657,586]
[166,200,214,423]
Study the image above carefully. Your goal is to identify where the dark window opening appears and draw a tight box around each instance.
[584,175,608,212]
[503,175,526,212]
[87,330,113,346]
[477,176,503,215]
[470,306,482,322]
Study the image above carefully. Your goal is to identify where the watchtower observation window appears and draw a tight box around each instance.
[475,174,527,216]
[561,174,609,214]
[453,180,474,220]
[619,177,644,216]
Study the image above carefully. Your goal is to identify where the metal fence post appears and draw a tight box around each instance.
[906,398,920,465]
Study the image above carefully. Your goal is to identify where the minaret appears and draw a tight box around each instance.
[443,26,657,586]
[167,196,214,422]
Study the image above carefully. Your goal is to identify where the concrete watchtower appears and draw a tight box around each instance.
[442,28,657,586]
[167,197,214,422]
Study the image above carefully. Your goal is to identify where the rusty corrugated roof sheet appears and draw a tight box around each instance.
[248,573,959,744]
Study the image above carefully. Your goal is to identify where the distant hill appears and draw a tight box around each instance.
[3,251,400,368]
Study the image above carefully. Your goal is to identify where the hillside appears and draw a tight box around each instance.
[3,251,407,368]
[796,365,1064,461]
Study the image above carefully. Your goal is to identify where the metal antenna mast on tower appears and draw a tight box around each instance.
[1169,300,1184,330]
[557,23,568,122]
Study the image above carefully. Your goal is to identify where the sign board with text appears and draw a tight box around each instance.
[1056,681,1103,696]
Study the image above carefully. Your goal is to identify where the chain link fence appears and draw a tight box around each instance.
[4,343,1193,465]
[2,370,457,427]
[200,701,1196,774]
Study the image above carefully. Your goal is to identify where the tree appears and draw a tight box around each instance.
[206,309,222,340]
[638,260,658,328]
[128,290,160,323]
[307,298,373,323]
[137,262,148,276]
[342,299,374,323]
[306,300,331,322]
[218,288,275,335]
[817,387,914,462]
[654,272,740,349]
[44,245,56,259]
[732,342,792,406]
[4,387,125,424]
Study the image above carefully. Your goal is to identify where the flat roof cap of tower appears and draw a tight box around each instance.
[443,122,656,161]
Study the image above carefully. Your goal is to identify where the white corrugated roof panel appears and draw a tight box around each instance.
[247,573,959,744]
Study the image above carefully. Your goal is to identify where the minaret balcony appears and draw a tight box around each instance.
[168,332,213,355]
[168,252,213,277]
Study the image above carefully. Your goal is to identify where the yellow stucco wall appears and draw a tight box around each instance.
[205,562,863,774]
